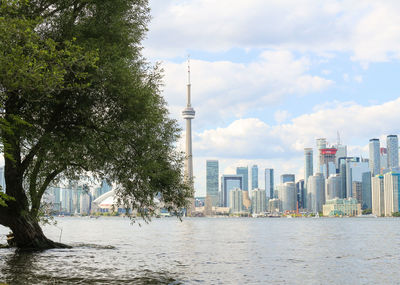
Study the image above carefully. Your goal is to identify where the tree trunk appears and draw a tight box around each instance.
[6,213,71,250]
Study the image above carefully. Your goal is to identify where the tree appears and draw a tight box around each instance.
[0,0,191,249]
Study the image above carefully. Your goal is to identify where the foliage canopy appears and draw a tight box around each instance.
[0,0,191,231]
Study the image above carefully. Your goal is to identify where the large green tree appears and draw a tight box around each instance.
[0,0,191,249]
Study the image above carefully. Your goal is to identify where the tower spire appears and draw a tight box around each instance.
[187,55,191,107]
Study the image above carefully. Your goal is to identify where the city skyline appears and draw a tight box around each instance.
[142,1,400,197]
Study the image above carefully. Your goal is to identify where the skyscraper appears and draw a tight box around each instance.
[278,182,296,212]
[251,165,258,190]
[326,174,341,200]
[280,174,295,184]
[362,171,372,209]
[182,59,196,213]
[251,188,266,214]
[369,138,380,176]
[304,148,313,190]
[265,168,274,199]
[316,138,327,172]
[380,147,388,170]
[296,180,305,209]
[229,188,244,213]
[206,160,219,206]
[236,166,248,191]
[307,173,325,213]
[387,135,399,169]
[371,174,384,216]
[221,175,243,207]
[383,172,400,216]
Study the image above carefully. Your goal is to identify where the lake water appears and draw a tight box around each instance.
[0,217,399,284]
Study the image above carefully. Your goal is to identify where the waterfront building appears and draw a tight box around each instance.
[361,172,372,209]
[265,168,274,199]
[251,165,258,190]
[380,147,388,171]
[316,138,327,173]
[304,148,313,200]
[278,182,296,212]
[307,173,325,213]
[229,188,243,214]
[296,180,305,209]
[268,198,281,213]
[369,138,381,176]
[206,160,219,206]
[326,174,341,200]
[387,135,399,169]
[280,174,295,184]
[371,175,385,216]
[221,175,243,207]
[383,172,400,216]
[236,166,249,191]
[322,198,361,216]
[251,188,266,214]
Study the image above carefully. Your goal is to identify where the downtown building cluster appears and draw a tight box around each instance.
[204,135,400,217]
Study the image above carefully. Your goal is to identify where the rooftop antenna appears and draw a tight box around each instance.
[337,131,341,146]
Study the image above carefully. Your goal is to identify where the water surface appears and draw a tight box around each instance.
[0,217,399,284]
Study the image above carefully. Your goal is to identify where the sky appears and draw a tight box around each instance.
[143,0,400,196]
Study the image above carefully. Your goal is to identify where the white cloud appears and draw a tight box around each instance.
[162,52,333,127]
[274,110,291,124]
[145,0,400,65]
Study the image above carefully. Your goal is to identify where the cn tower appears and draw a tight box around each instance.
[182,58,195,213]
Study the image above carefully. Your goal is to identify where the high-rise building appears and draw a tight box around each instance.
[221,175,243,207]
[387,135,399,169]
[334,144,347,169]
[383,172,400,216]
[326,174,341,200]
[352,181,362,203]
[280,174,295,184]
[319,148,337,178]
[371,174,384,216]
[296,180,305,209]
[251,165,258,190]
[345,158,369,198]
[380,147,388,171]
[316,138,327,172]
[278,182,296,212]
[369,138,381,176]
[229,188,243,213]
[361,172,372,209]
[265,169,274,199]
[251,188,266,214]
[206,160,219,206]
[304,148,313,192]
[268,198,281,213]
[307,173,325,213]
[339,160,347,198]
[236,166,248,191]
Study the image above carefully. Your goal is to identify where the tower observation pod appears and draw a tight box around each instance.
[182,57,195,215]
